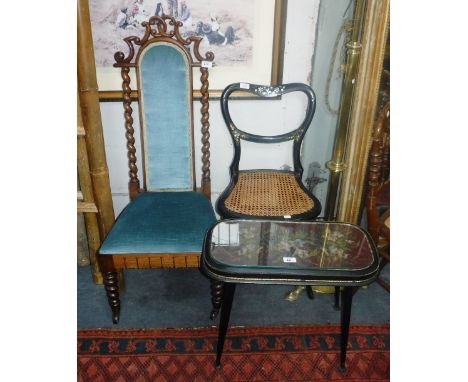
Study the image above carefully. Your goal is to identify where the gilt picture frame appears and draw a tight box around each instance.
[89,0,287,99]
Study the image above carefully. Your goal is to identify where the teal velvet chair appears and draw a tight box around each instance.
[98,16,216,324]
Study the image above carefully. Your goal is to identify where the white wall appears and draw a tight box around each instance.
[100,0,321,216]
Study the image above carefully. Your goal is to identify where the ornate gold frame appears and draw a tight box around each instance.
[337,0,390,223]
[96,0,288,101]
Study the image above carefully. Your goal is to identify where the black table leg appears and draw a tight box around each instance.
[210,280,224,320]
[334,286,340,310]
[340,286,354,371]
[215,282,236,368]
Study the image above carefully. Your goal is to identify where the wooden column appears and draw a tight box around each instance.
[77,0,115,237]
[77,93,103,283]
[337,0,389,223]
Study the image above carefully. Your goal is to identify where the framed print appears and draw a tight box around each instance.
[89,0,287,99]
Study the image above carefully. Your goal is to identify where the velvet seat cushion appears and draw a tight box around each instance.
[99,192,216,255]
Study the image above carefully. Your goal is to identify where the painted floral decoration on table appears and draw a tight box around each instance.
[210,221,374,270]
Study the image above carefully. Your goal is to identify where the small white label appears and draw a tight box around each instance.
[283,257,297,263]
[239,82,250,89]
[201,61,213,68]
[283,215,291,219]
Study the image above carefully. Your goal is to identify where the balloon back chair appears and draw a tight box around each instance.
[216,83,321,220]
[98,16,216,324]
[366,101,390,292]
[209,82,322,318]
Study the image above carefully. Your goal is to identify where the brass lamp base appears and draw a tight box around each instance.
[312,286,336,294]
[284,286,306,302]
[284,285,335,302]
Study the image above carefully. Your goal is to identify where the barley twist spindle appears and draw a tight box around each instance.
[200,67,211,198]
[122,67,140,198]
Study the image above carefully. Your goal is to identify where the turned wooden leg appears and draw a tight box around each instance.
[103,271,121,324]
[210,280,224,320]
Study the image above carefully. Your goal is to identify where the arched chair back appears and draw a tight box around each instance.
[138,41,196,192]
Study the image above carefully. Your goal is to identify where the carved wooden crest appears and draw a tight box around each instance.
[114,16,214,67]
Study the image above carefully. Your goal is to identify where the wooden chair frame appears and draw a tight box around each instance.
[98,16,215,323]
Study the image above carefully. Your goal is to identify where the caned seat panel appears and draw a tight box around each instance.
[224,171,315,217]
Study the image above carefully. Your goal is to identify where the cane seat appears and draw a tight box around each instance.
[224,171,315,217]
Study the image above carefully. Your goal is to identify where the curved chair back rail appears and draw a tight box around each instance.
[221,83,316,179]
[221,83,316,143]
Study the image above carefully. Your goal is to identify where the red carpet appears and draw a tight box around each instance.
[78,324,389,381]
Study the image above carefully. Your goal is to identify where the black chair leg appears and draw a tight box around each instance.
[210,280,224,320]
[103,271,121,324]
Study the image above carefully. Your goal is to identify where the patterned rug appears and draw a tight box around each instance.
[78,324,389,381]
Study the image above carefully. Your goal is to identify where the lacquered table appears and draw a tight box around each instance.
[201,219,380,370]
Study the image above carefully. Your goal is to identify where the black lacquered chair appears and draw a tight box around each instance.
[209,82,322,318]
[216,82,321,220]
[98,16,216,324]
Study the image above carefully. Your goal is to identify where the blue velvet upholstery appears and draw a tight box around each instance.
[100,192,216,255]
[139,43,194,191]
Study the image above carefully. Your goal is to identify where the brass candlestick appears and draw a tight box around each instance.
[324,0,366,220]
